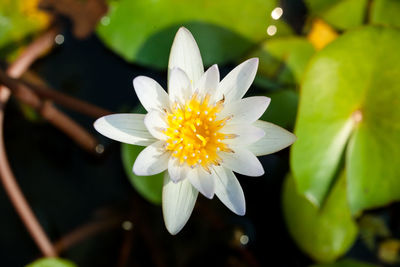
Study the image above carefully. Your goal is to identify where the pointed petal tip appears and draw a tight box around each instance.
[250,57,259,65]
[93,117,103,132]
[210,63,219,71]
[254,167,265,177]
[132,75,146,88]
[237,208,246,216]
[166,224,182,235]
[203,191,214,199]
[178,26,191,34]
[290,133,297,144]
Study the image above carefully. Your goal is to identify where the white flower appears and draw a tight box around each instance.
[94,27,296,235]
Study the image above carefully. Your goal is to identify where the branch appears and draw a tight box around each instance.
[21,72,111,118]
[0,69,101,153]
[0,26,59,257]
[54,217,122,254]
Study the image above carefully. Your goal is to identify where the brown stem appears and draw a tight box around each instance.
[54,217,122,254]
[21,73,111,118]
[0,69,101,153]
[0,26,59,257]
[0,111,57,257]
[40,101,99,152]
[116,225,136,267]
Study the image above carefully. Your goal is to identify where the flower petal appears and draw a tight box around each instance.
[218,96,270,124]
[162,172,198,235]
[194,64,219,98]
[94,114,156,146]
[214,58,259,103]
[221,123,265,145]
[144,110,168,140]
[168,157,190,183]
[247,120,296,156]
[168,67,192,105]
[213,166,245,215]
[220,147,264,177]
[168,27,204,85]
[133,76,170,112]
[187,167,215,199]
[133,141,170,176]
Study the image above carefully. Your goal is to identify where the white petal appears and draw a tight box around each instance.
[168,27,204,85]
[94,114,156,146]
[194,64,219,98]
[213,166,245,215]
[162,172,198,235]
[144,110,168,140]
[133,76,170,112]
[220,147,264,177]
[247,120,296,156]
[168,157,190,183]
[214,58,259,103]
[221,124,265,145]
[168,67,192,105]
[218,96,270,124]
[133,141,170,176]
[187,167,215,199]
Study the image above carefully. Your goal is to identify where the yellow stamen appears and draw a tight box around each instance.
[164,94,234,169]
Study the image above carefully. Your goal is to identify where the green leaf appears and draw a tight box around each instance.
[305,0,368,30]
[96,0,279,69]
[310,259,378,267]
[371,0,400,28]
[261,89,298,129]
[283,172,358,263]
[0,0,50,60]
[121,143,163,204]
[26,258,77,267]
[291,26,400,213]
[249,37,315,85]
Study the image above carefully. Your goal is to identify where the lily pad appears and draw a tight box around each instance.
[291,26,400,213]
[261,89,298,129]
[370,0,400,27]
[283,172,358,263]
[121,143,163,205]
[26,258,77,267]
[96,0,279,69]
[304,0,368,30]
[249,37,315,85]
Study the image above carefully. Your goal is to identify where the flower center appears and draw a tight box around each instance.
[164,93,234,171]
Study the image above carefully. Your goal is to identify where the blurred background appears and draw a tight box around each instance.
[1,0,400,266]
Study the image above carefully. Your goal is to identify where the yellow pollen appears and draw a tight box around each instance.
[164,93,233,169]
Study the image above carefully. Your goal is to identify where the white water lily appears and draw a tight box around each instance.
[94,27,296,235]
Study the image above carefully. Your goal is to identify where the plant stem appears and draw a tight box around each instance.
[21,72,111,118]
[54,217,122,254]
[0,69,101,153]
[0,26,59,257]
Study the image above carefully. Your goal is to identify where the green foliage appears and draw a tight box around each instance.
[0,0,49,60]
[96,0,280,69]
[283,172,358,263]
[261,89,298,129]
[26,258,77,267]
[370,0,400,27]
[305,0,368,30]
[310,259,378,267]
[121,143,163,205]
[291,26,400,214]
[249,37,315,85]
